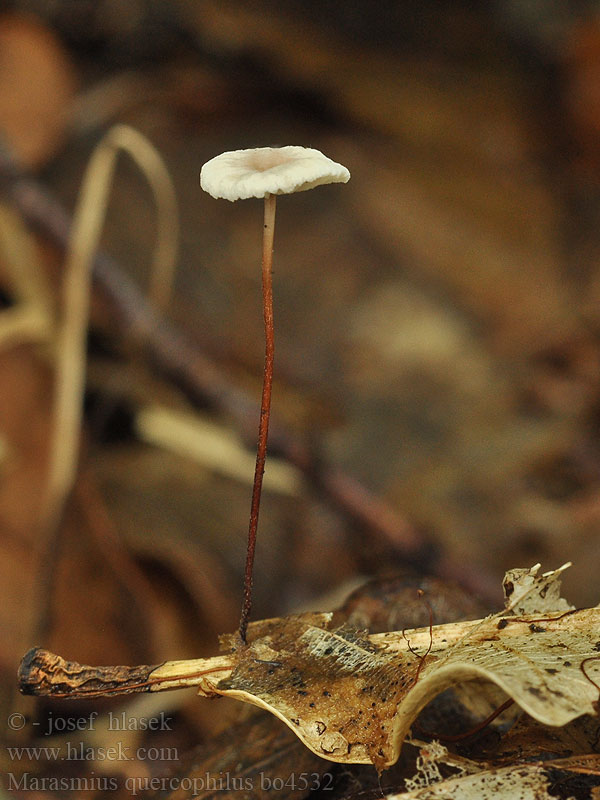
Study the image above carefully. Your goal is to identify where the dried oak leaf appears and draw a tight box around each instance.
[20,566,600,772]
[205,609,599,770]
[153,575,483,800]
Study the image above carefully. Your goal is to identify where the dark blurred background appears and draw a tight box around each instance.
[3,0,600,793]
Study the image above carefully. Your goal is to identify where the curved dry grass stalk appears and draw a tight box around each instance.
[42,123,178,531]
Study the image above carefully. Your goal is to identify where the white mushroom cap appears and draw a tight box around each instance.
[200,146,350,201]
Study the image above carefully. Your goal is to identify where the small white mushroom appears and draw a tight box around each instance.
[200,145,349,201]
[200,145,350,643]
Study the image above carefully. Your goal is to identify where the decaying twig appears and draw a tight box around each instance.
[18,645,232,699]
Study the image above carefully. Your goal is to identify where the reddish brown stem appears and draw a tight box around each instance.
[239,193,277,643]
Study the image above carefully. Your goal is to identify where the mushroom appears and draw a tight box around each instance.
[200,145,350,642]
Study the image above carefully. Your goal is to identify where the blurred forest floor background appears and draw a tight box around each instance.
[3,0,600,796]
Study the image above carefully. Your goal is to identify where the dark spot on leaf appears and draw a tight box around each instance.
[504,580,514,596]
[564,661,572,667]
[529,624,546,633]
[545,668,558,674]
[323,690,330,697]
[497,618,509,629]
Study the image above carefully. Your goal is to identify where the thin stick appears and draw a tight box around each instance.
[240,193,277,644]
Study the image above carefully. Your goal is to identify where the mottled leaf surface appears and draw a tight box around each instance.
[210,604,600,770]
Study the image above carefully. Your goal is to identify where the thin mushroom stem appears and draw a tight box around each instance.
[240,192,277,643]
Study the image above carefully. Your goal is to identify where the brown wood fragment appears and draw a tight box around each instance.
[18,646,158,698]
[18,646,233,698]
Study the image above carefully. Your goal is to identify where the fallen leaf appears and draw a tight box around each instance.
[210,606,600,770]
[390,755,600,800]
[19,566,600,772]
[502,562,574,615]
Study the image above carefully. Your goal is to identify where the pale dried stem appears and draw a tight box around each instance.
[41,123,178,533]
